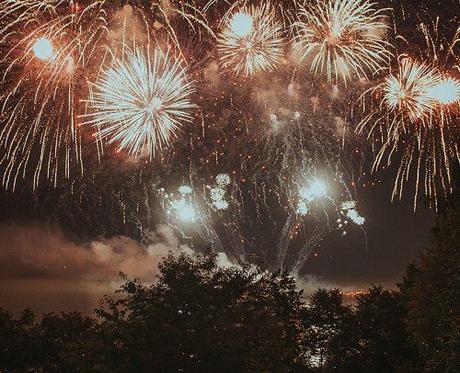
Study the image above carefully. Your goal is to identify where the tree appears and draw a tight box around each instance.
[96,253,306,372]
[351,286,420,373]
[0,307,41,371]
[38,312,102,371]
[400,191,460,372]
[300,289,357,371]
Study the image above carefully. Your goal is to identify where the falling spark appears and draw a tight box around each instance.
[85,47,195,158]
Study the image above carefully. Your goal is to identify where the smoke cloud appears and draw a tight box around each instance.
[0,223,188,314]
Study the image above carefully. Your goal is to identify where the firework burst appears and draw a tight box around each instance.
[85,47,195,158]
[382,58,441,122]
[293,0,391,83]
[218,3,284,76]
[358,57,460,209]
[0,1,109,189]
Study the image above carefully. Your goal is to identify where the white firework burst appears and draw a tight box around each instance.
[218,3,285,76]
[293,0,390,83]
[85,47,195,158]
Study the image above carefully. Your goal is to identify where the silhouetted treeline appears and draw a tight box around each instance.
[1,196,459,372]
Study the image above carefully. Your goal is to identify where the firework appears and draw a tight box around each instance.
[218,3,284,76]
[293,0,390,83]
[382,58,441,122]
[85,47,195,158]
[0,0,215,189]
[0,1,110,189]
[358,57,460,209]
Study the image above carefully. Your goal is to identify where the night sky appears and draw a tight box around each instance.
[0,0,457,314]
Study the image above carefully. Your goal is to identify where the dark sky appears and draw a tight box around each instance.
[304,178,435,288]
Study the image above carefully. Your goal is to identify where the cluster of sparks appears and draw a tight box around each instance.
[207,173,231,211]
[0,0,459,269]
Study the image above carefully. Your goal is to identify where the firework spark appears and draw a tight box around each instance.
[293,0,390,83]
[85,47,195,158]
[218,3,284,76]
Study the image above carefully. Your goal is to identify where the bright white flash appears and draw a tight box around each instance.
[172,199,196,223]
[32,37,54,61]
[309,179,328,198]
[428,77,460,105]
[230,12,254,37]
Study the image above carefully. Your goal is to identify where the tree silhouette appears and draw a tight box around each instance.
[400,191,460,372]
[95,253,306,372]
